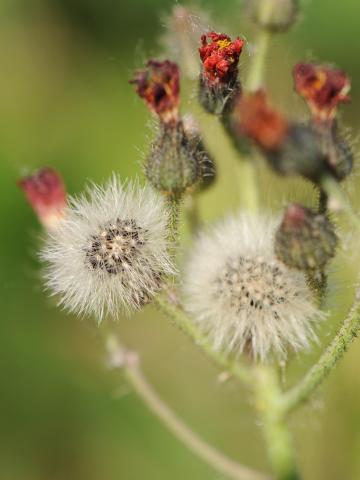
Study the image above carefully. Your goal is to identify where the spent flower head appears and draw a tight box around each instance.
[293,63,350,123]
[41,176,175,320]
[198,32,245,114]
[130,59,180,124]
[183,212,323,362]
[18,167,67,229]
[199,32,244,86]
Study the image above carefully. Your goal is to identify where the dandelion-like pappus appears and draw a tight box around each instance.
[183,213,323,361]
[41,176,175,319]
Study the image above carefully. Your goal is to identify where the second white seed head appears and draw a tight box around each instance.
[183,212,324,362]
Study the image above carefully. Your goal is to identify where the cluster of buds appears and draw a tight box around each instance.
[198,32,244,115]
[18,167,67,229]
[227,60,353,183]
[131,59,214,199]
[275,204,337,272]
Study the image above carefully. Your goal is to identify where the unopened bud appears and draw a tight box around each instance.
[230,91,330,181]
[266,124,328,181]
[198,32,245,115]
[246,0,299,32]
[275,204,338,271]
[130,59,180,124]
[316,122,353,181]
[293,63,350,124]
[18,167,67,228]
[231,90,289,151]
[146,120,202,199]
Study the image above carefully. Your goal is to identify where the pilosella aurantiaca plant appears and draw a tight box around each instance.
[18,2,360,480]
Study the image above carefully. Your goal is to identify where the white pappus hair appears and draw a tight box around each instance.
[183,212,324,362]
[41,176,175,320]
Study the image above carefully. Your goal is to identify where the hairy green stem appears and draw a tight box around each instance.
[167,197,180,244]
[106,335,270,480]
[281,287,360,414]
[155,293,252,385]
[255,366,300,480]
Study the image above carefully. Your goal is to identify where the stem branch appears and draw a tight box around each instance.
[255,366,299,480]
[156,293,252,385]
[282,287,360,414]
[106,336,270,480]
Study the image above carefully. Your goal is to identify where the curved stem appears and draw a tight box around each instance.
[155,293,252,385]
[255,366,300,480]
[281,287,360,415]
[106,335,270,480]
[320,174,360,231]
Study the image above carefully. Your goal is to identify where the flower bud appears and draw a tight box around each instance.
[18,167,67,228]
[198,32,245,115]
[231,90,289,151]
[293,63,350,124]
[230,90,330,181]
[146,120,202,199]
[246,0,299,32]
[266,123,328,180]
[316,121,353,181]
[130,60,180,124]
[275,204,338,271]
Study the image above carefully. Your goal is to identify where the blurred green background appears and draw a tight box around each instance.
[1,0,360,479]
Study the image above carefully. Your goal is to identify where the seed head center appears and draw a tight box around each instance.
[215,256,293,312]
[85,218,146,275]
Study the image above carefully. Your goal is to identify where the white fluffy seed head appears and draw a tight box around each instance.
[183,212,324,362]
[40,176,175,320]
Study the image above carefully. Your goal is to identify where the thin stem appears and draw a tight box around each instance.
[185,194,201,234]
[281,287,360,414]
[167,196,180,244]
[245,29,272,92]
[107,336,270,480]
[320,174,360,231]
[255,366,300,480]
[155,293,252,385]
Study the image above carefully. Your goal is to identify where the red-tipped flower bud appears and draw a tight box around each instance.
[275,204,337,271]
[232,90,289,151]
[293,63,350,123]
[18,167,67,228]
[130,60,180,124]
[198,32,245,114]
[230,91,330,181]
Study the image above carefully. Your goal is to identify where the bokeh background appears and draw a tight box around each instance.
[1,0,360,479]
